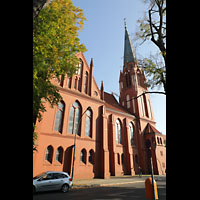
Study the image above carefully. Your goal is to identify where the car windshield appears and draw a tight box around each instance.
[33,172,46,180]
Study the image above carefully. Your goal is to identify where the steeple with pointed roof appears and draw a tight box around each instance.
[119,21,155,121]
[123,23,137,66]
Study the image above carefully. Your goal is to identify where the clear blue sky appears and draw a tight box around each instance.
[72,0,166,135]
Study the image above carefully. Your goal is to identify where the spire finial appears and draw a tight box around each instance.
[124,18,127,29]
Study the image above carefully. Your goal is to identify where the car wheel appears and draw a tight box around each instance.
[61,184,69,193]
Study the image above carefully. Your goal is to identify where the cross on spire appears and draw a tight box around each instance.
[124,18,127,29]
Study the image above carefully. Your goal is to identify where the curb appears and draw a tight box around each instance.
[72,180,145,189]
[100,180,144,187]
[72,185,100,189]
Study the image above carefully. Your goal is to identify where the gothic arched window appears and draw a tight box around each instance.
[125,72,131,87]
[54,101,65,133]
[67,77,72,88]
[84,71,88,94]
[56,146,63,163]
[115,119,122,144]
[80,149,87,164]
[126,94,130,108]
[74,76,78,89]
[77,59,83,76]
[85,109,92,137]
[160,137,162,145]
[129,122,135,146]
[117,153,120,165]
[157,137,160,144]
[68,101,81,135]
[45,145,53,163]
[88,149,94,164]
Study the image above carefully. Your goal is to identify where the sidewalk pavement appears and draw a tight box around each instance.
[72,175,153,189]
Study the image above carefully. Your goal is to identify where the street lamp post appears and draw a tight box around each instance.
[71,106,91,181]
[150,153,156,200]
[150,140,156,200]
[146,139,156,200]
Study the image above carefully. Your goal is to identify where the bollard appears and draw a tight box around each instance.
[145,177,158,200]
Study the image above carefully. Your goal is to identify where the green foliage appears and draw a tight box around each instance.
[135,0,166,91]
[138,53,166,90]
[33,123,38,151]
[33,0,87,150]
[136,18,151,41]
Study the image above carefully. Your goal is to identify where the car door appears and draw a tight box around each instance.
[36,173,54,192]
[52,173,65,190]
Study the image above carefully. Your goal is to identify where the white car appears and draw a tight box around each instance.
[33,171,72,193]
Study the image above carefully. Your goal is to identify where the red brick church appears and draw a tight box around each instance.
[33,25,166,179]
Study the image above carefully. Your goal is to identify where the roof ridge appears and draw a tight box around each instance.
[103,91,137,118]
[144,123,162,135]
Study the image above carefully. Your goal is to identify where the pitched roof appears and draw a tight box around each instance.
[143,123,162,135]
[104,92,136,118]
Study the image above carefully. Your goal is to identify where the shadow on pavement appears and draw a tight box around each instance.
[33,184,166,200]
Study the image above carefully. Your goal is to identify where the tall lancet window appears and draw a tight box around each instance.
[54,101,65,133]
[115,119,122,144]
[84,71,88,94]
[126,94,130,108]
[68,101,81,135]
[77,59,83,76]
[133,74,137,92]
[129,122,135,146]
[125,72,131,87]
[85,109,92,137]
[132,99,135,113]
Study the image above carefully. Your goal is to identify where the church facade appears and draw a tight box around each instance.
[33,26,166,180]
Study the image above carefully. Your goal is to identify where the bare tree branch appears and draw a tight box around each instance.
[126,91,166,102]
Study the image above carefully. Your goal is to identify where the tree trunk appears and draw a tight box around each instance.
[33,0,47,18]
[33,0,54,18]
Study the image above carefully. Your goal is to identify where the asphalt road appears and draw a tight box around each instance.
[33,176,166,200]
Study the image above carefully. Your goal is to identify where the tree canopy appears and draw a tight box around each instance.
[33,0,87,149]
[135,0,166,92]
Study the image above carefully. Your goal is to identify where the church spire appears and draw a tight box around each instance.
[123,21,137,65]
